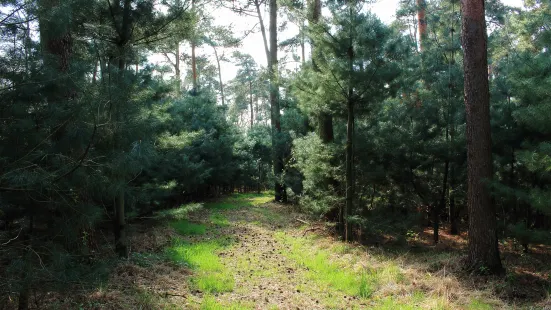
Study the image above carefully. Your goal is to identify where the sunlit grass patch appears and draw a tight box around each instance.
[155,202,203,220]
[209,212,230,227]
[251,206,284,223]
[200,295,253,310]
[165,239,234,293]
[206,192,273,210]
[205,201,239,210]
[467,298,494,310]
[275,232,379,298]
[231,192,273,206]
[243,194,274,206]
[374,296,421,310]
[170,219,206,235]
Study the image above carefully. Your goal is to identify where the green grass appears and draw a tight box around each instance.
[374,297,421,310]
[275,232,379,298]
[170,220,206,235]
[206,192,273,210]
[155,203,203,220]
[252,206,284,223]
[209,212,230,227]
[200,295,253,310]
[467,299,494,310]
[165,239,234,293]
[205,202,239,210]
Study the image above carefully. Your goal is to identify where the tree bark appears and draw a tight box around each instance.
[110,0,132,259]
[92,59,99,84]
[191,0,197,93]
[213,46,225,105]
[345,97,354,242]
[250,80,254,129]
[461,0,503,274]
[311,0,334,144]
[255,0,270,65]
[417,0,427,52]
[175,43,181,95]
[114,191,127,257]
[269,0,285,202]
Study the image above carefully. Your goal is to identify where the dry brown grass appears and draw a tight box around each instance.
[4,196,550,309]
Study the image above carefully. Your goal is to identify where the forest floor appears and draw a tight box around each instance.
[38,193,551,309]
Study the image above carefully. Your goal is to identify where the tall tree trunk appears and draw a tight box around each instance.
[114,191,127,257]
[250,80,254,129]
[345,97,354,242]
[461,0,503,274]
[255,0,270,65]
[92,59,99,84]
[269,0,285,202]
[191,0,197,93]
[311,0,334,144]
[435,158,449,244]
[18,216,33,310]
[175,43,181,95]
[300,19,306,65]
[213,46,225,105]
[417,0,427,52]
[111,0,132,259]
[39,0,72,83]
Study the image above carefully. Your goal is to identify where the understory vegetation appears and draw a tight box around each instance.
[1,0,551,308]
[2,193,547,309]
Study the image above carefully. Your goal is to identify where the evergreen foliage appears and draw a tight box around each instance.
[2,0,551,305]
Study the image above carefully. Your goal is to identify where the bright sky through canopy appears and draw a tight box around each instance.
[155,0,524,89]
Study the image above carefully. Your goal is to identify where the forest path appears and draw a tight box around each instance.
[172,193,379,309]
[82,193,511,309]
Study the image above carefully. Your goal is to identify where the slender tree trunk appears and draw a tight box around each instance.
[191,0,197,93]
[449,161,459,235]
[417,0,427,52]
[250,80,254,129]
[191,43,197,92]
[110,0,132,259]
[18,216,33,310]
[255,0,270,65]
[310,0,334,144]
[114,191,127,257]
[175,43,181,95]
[435,158,449,244]
[300,19,306,65]
[345,97,354,242]
[213,46,225,105]
[461,0,503,274]
[269,0,285,202]
[92,59,99,84]
[344,28,355,241]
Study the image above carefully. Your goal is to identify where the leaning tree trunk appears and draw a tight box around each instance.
[461,0,503,274]
[269,0,285,202]
[255,0,270,65]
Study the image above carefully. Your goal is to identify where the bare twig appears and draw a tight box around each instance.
[0,228,23,246]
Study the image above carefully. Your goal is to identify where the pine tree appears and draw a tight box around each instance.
[461,0,503,274]
[294,2,402,239]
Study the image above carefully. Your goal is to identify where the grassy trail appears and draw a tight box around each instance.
[141,193,500,309]
[59,193,548,309]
